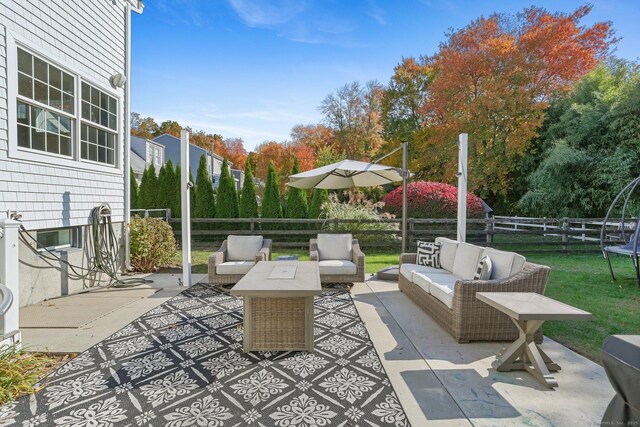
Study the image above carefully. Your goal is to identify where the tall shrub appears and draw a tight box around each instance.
[239,161,259,229]
[156,163,168,209]
[162,159,176,216]
[173,164,182,218]
[383,181,484,218]
[138,164,158,209]
[216,159,239,224]
[308,189,328,219]
[193,155,215,220]
[130,167,139,211]
[262,162,283,229]
[286,158,308,218]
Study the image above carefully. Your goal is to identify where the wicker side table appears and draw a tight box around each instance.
[231,261,321,352]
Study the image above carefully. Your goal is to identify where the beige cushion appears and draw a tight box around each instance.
[452,242,484,280]
[511,253,526,276]
[481,248,526,280]
[227,236,263,261]
[317,234,352,261]
[399,263,446,281]
[412,272,433,293]
[318,260,357,275]
[435,237,458,272]
[429,280,455,309]
[216,261,255,275]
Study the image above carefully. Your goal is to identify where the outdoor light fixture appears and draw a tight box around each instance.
[110,72,126,89]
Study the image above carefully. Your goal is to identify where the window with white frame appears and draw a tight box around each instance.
[15,47,119,167]
[153,146,161,167]
[36,227,82,251]
[16,48,74,157]
[81,82,117,165]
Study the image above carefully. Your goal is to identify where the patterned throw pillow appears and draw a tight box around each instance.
[416,241,441,268]
[473,255,493,280]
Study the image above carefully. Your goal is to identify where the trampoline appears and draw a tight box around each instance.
[600,176,640,287]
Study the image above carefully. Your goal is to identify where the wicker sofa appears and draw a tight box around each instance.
[310,234,366,283]
[399,237,550,343]
[208,236,272,285]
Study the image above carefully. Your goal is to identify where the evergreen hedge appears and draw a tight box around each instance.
[285,158,308,229]
[239,161,259,229]
[216,159,239,226]
[193,154,215,221]
[261,162,283,229]
[130,167,139,210]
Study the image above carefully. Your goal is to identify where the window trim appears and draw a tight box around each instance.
[36,227,82,252]
[6,33,124,175]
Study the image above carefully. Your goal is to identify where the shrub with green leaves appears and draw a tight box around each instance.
[239,161,259,229]
[308,189,328,219]
[193,154,215,220]
[261,162,283,229]
[130,167,139,210]
[216,158,239,221]
[129,217,177,272]
[285,158,308,229]
[138,164,158,209]
[321,196,397,244]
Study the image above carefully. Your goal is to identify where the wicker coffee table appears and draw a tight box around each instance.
[476,292,592,388]
[230,261,321,352]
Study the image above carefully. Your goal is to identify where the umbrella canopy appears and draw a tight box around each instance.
[287,160,404,189]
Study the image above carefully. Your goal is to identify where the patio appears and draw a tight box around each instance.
[8,273,614,426]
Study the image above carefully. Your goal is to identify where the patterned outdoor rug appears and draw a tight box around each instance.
[1,284,409,427]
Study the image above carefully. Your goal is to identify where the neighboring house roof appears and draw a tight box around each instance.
[152,133,230,166]
[130,150,146,175]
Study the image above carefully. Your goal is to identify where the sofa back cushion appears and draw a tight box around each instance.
[317,234,352,261]
[481,248,526,280]
[452,242,484,280]
[227,235,263,261]
[435,237,458,272]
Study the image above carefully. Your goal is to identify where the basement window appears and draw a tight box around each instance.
[36,227,81,251]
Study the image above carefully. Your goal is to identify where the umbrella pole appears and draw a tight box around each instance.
[402,142,408,253]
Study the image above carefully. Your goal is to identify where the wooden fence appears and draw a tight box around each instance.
[157,215,626,254]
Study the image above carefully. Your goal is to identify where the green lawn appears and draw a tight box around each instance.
[176,248,640,362]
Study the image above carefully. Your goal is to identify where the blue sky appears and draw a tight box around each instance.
[132,0,640,151]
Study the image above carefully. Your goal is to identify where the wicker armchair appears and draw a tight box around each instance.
[310,236,365,283]
[208,237,272,285]
[399,252,550,343]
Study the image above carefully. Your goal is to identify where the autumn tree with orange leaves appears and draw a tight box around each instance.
[403,5,614,208]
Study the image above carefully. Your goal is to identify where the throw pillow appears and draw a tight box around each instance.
[473,255,493,280]
[416,241,441,268]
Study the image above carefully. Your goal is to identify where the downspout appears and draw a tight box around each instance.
[123,1,144,270]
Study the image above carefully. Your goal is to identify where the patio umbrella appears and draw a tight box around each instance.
[287,146,410,280]
[287,159,404,190]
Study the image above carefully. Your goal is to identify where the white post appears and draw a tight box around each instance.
[0,219,21,343]
[181,130,192,287]
[457,133,468,242]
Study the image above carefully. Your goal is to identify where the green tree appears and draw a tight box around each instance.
[130,167,139,211]
[308,189,328,219]
[173,164,182,218]
[193,155,215,220]
[156,163,168,209]
[261,162,283,228]
[138,164,158,209]
[162,160,176,217]
[285,158,308,228]
[216,159,239,222]
[239,161,259,229]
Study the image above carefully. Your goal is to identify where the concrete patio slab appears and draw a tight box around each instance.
[354,277,615,427]
[20,273,205,353]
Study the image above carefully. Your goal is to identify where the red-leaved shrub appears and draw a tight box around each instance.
[383,181,484,218]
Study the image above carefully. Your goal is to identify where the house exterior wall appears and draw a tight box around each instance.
[131,135,164,175]
[0,0,134,306]
[153,133,210,183]
[0,0,128,230]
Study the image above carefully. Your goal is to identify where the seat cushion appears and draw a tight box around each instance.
[399,264,447,281]
[227,236,263,261]
[216,261,255,275]
[318,260,357,276]
[435,237,458,272]
[429,281,455,309]
[452,242,484,280]
[317,234,352,261]
[412,272,433,293]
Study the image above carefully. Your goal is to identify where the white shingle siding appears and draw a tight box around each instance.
[0,0,128,230]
